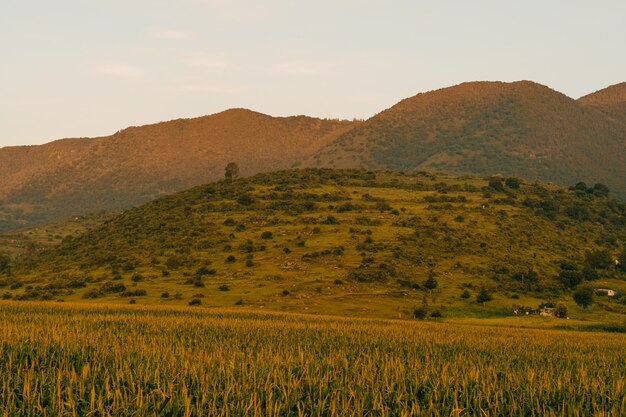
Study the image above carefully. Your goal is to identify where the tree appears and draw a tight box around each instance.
[557,270,582,289]
[224,162,239,182]
[423,271,438,290]
[0,253,9,274]
[584,250,612,270]
[476,287,492,303]
[573,287,594,309]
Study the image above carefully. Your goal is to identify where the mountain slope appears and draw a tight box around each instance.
[4,169,625,319]
[0,110,355,230]
[307,81,626,198]
[578,82,626,126]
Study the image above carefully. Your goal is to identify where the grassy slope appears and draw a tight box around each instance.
[3,169,625,323]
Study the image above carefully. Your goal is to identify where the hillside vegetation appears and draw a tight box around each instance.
[307,81,626,199]
[3,169,625,321]
[0,110,355,231]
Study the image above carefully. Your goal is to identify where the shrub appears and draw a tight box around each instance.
[120,289,147,297]
[261,231,273,239]
[189,299,202,306]
[226,255,236,263]
[218,284,230,291]
[460,289,471,299]
[413,307,427,319]
[237,195,255,206]
[322,216,339,225]
[505,177,520,189]
[555,304,568,318]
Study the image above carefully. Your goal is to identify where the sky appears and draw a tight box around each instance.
[1,0,625,147]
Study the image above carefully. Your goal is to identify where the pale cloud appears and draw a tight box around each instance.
[273,61,332,77]
[153,30,193,41]
[184,52,233,70]
[97,62,146,77]
[174,83,239,94]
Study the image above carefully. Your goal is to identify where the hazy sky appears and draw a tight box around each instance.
[1,1,624,147]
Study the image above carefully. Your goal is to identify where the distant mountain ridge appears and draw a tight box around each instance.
[0,110,355,230]
[306,81,625,199]
[1,80,625,231]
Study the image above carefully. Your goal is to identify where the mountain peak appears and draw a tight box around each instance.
[578,82,626,105]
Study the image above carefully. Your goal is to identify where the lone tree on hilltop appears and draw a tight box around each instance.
[224,162,239,182]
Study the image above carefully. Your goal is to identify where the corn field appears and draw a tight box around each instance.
[0,302,624,416]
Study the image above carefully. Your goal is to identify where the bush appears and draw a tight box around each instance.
[237,195,255,206]
[120,289,147,297]
[413,307,427,319]
[225,255,236,263]
[218,284,230,291]
[505,177,520,189]
[261,231,273,239]
[460,289,471,299]
[322,216,339,225]
[555,304,568,318]
[189,298,202,306]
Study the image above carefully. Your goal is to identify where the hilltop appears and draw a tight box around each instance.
[3,169,625,321]
[578,82,626,126]
[307,81,626,199]
[0,110,355,230]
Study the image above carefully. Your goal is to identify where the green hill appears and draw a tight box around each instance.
[2,169,624,321]
[308,81,626,199]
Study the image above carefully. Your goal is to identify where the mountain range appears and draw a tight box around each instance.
[1,80,624,231]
